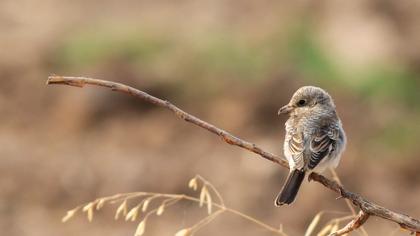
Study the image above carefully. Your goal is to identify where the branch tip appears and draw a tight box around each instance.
[47,76,85,87]
[329,211,370,236]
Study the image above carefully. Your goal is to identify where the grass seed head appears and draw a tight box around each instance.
[175,228,193,236]
[135,220,146,236]
[188,178,198,191]
[96,198,106,210]
[205,190,212,214]
[115,200,128,220]
[305,212,323,236]
[62,209,78,223]
[142,197,153,212]
[199,186,208,207]
[83,202,94,222]
[126,206,140,221]
[156,204,165,216]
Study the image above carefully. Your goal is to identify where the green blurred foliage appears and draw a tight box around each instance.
[53,29,172,69]
[53,23,419,131]
[192,37,271,79]
[54,24,418,111]
[353,67,419,108]
[287,23,341,83]
[53,27,286,81]
[286,23,419,110]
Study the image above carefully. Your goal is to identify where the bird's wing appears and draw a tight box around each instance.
[307,125,339,170]
[288,131,305,169]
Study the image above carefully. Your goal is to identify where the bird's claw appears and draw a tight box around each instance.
[336,187,344,200]
[307,173,314,182]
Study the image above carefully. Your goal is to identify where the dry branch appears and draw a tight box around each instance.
[47,75,420,234]
[329,211,369,236]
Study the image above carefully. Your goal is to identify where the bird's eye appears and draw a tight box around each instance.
[297,99,306,106]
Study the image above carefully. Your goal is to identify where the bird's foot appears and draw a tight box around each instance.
[308,172,314,182]
[336,188,344,200]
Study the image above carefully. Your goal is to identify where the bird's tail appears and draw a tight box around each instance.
[275,169,305,206]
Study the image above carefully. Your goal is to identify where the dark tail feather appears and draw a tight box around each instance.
[275,169,305,206]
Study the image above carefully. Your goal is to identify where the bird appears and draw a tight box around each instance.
[275,86,346,206]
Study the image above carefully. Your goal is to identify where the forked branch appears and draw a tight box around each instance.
[47,75,420,234]
[329,211,369,236]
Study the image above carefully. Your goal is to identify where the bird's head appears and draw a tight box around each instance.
[278,86,335,117]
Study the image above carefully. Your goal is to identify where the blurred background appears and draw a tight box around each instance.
[1,0,419,235]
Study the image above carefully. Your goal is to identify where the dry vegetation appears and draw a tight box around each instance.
[62,175,360,236]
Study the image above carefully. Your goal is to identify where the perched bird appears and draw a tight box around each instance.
[275,86,346,206]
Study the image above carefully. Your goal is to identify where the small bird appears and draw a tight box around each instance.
[275,86,346,206]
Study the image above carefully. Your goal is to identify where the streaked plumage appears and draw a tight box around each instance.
[275,86,346,206]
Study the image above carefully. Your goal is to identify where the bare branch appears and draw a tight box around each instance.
[46,75,420,233]
[47,76,287,168]
[329,211,369,236]
[309,173,420,232]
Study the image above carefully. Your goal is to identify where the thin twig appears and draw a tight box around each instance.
[189,209,225,234]
[196,175,225,206]
[47,75,420,233]
[47,76,287,167]
[330,169,368,236]
[330,169,356,216]
[165,194,287,235]
[329,211,370,236]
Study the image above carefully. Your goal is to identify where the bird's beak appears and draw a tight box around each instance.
[278,104,293,115]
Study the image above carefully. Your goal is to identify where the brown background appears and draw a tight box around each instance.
[1,0,419,235]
